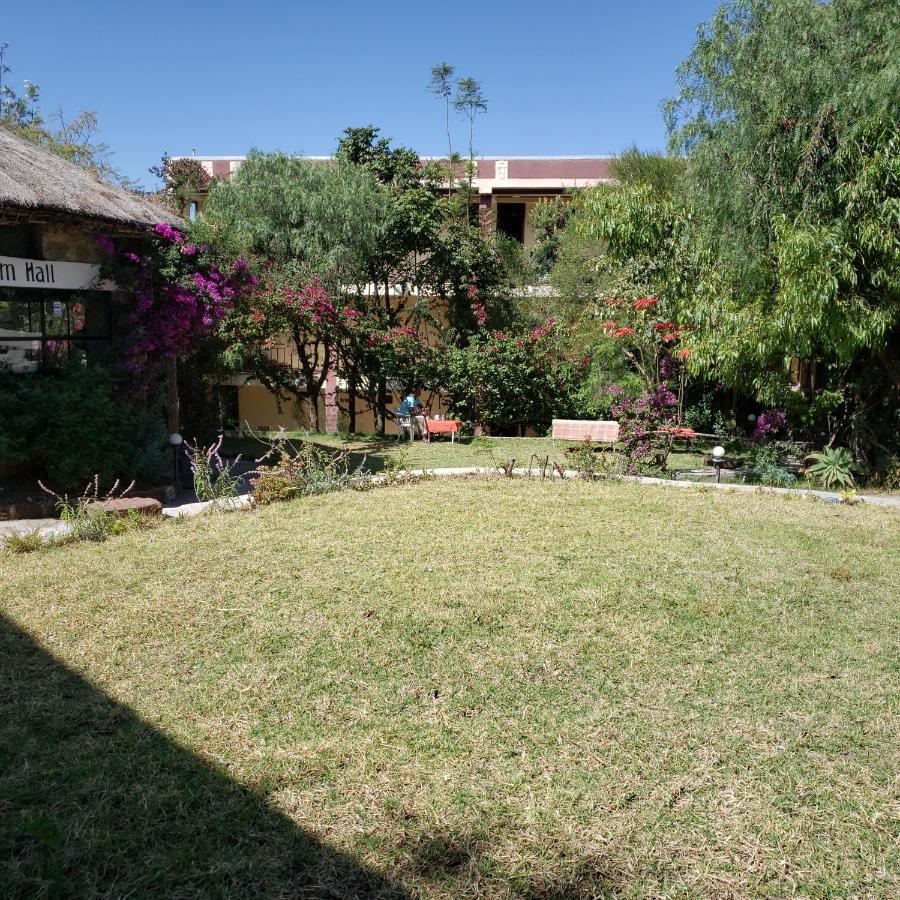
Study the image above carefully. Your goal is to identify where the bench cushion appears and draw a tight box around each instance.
[551,419,619,443]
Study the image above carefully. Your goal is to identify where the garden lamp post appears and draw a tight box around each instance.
[712,445,726,483]
[169,432,183,488]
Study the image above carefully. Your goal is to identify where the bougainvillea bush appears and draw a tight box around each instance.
[610,383,679,475]
[97,223,259,385]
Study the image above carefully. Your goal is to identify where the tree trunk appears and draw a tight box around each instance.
[307,382,321,432]
[165,356,180,435]
[348,371,357,434]
[376,379,387,436]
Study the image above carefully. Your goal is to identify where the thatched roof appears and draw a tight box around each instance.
[0,127,180,227]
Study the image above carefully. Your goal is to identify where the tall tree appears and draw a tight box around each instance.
[196,151,388,430]
[336,126,513,430]
[664,0,899,455]
[453,77,487,193]
[429,61,456,190]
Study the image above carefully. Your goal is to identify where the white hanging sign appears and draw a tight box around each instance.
[0,255,115,291]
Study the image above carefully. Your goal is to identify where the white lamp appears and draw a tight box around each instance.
[168,432,183,446]
[712,446,725,460]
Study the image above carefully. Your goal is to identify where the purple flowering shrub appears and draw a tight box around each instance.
[183,434,244,504]
[610,383,679,475]
[97,224,259,385]
[751,410,787,442]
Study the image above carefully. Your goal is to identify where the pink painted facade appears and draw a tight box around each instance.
[475,157,612,181]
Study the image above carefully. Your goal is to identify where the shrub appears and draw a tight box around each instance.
[440,323,586,434]
[610,384,678,475]
[184,436,244,504]
[0,365,167,491]
[39,476,136,543]
[807,447,857,490]
[568,439,601,477]
[250,432,365,505]
[751,410,787,442]
[873,456,900,490]
[746,441,801,487]
[3,529,48,555]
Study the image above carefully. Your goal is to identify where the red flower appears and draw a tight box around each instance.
[601,320,618,331]
[677,348,691,359]
[613,327,634,338]
[633,297,658,309]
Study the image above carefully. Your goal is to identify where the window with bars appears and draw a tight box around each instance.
[0,288,113,373]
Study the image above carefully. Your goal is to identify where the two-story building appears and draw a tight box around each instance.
[179,154,613,433]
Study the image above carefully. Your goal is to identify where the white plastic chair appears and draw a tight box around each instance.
[396,414,415,443]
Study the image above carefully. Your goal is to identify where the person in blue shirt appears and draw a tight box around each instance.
[396,388,429,441]
[398,389,417,416]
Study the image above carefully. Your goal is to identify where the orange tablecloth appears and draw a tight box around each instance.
[425,419,462,435]
[658,426,699,439]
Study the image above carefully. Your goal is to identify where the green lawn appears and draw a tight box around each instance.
[223,431,709,475]
[2,479,898,897]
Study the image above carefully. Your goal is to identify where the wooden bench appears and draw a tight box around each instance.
[551,419,620,451]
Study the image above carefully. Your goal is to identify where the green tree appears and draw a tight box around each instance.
[196,150,389,430]
[429,62,457,192]
[664,0,899,457]
[537,150,695,406]
[337,126,515,429]
[453,77,487,192]
[0,42,135,186]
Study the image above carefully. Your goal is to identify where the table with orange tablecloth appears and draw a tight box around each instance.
[425,419,463,442]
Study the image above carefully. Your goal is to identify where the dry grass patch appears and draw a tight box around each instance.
[1,479,898,897]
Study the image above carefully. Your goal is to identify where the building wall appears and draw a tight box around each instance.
[236,383,452,436]
[238,384,307,431]
[39,224,107,263]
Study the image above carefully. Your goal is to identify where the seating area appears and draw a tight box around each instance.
[396,415,463,443]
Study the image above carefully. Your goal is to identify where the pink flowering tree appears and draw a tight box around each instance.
[222,274,362,432]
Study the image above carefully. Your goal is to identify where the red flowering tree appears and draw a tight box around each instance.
[597,294,690,391]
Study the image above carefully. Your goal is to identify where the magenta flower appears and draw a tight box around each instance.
[154,222,184,243]
[95,234,117,255]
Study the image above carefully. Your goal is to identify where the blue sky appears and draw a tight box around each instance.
[2,0,720,188]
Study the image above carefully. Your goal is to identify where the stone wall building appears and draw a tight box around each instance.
[0,127,181,483]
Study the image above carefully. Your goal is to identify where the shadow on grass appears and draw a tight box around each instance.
[396,826,627,899]
[0,613,406,898]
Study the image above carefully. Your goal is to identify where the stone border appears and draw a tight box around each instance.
[3,466,895,544]
[387,467,898,508]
